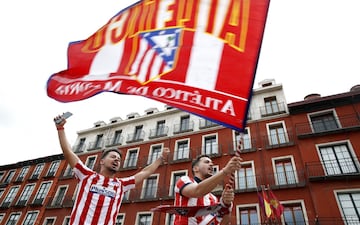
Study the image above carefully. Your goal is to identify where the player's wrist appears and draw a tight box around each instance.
[221,169,230,176]
[56,126,64,131]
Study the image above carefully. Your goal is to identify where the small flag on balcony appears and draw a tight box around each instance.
[268,189,284,219]
[46,0,270,131]
[262,188,272,218]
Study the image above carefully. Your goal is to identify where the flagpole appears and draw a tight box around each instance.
[228,133,244,188]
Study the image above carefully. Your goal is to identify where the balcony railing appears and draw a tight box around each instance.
[73,143,86,153]
[104,136,123,147]
[228,138,258,154]
[87,140,104,151]
[258,170,306,188]
[263,131,295,149]
[198,144,223,157]
[169,149,194,164]
[295,114,360,137]
[148,126,169,139]
[173,121,194,134]
[259,102,287,117]
[126,131,145,143]
[306,158,360,181]
[199,119,219,129]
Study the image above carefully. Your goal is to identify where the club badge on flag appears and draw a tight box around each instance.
[47,0,271,131]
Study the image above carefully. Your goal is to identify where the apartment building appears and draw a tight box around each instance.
[0,80,359,225]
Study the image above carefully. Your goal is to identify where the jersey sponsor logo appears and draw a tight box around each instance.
[90,184,116,198]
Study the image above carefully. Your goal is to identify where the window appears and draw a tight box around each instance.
[31,163,44,179]
[0,189,4,199]
[143,176,158,199]
[175,140,189,160]
[16,166,29,182]
[166,213,175,225]
[337,192,360,224]
[238,206,259,225]
[148,145,162,164]
[53,186,67,206]
[5,212,20,225]
[264,96,279,115]
[112,130,122,145]
[125,149,138,168]
[274,158,297,185]
[23,211,39,225]
[268,122,287,145]
[170,171,186,196]
[235,128,251,150]
[85,156,97,170]
[33,182,51,204]
[47,161,60,177]
[283,203,306,225]
[123,190,130,201]
[63,217,70,225]
[0,171,4,182]
[156,120,165,136]
[203,135,218,155]
[63,165,73,177]
[137,213,152,225]
[0,213,4,223]
[319,144,358,175]
[75,138,86,152]
[115,214,125,225]
[17,183,35,206]
[94,134,104,149]
[310,111,339,133]
[43,218,55,225]
[2,186,19,207]
[180,115,190,131]
[134,126,143,140]
[3,170,15,184]
[236,163,256,190]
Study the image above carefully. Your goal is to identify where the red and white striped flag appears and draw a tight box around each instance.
[47,0,270,131]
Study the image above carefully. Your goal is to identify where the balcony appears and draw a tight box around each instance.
[263,131,295,150]
[198,144,223,157]
[173,121,194,134]
[104,136,123,147]
[199,119,219,129]
[295,114,360,138]
[306,159,360,181]
[258,171,306,189]
[87,140,104,151]
[13,200,27,208]
[169,149,194,164]
[148,126,169,139]
[73,143,86,153]
[30,198,44,206]
[228,138,258,154]
[126,131,145,143]
[259,102,287,117]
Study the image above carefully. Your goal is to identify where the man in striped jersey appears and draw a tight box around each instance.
[54,114,169,225]
[174,154,242,225]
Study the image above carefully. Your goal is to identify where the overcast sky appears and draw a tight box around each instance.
[0,0,359,165]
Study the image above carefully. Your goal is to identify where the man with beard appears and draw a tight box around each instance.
[174,153,242,225]
[54,114,169,225]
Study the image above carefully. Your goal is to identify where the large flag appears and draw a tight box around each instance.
[47,0,270,131]
[268,189,284,219]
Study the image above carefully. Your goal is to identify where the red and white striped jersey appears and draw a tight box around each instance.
[70,161,135,225]
[174,176,222,225]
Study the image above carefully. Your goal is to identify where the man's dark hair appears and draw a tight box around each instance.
[191,154,210,175]
[101,148,122,159]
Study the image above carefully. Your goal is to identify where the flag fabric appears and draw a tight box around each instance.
[262,189,272,218]
[257,190,266,219]
[47,0,270,131]
[268,189,284,219]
